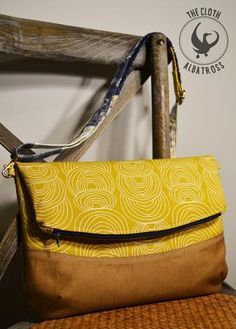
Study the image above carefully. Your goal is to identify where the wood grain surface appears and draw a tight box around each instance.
[150,34,170,159]
[0,216,20,281]
[0,14,146,67]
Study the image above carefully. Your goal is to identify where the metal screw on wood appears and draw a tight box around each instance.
[157,39,165,46]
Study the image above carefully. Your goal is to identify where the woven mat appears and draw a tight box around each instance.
[31,293,236,329]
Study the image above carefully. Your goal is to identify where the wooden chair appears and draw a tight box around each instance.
[0,14,235,329]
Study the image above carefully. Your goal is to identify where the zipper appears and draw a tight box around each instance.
[52,212,221,246]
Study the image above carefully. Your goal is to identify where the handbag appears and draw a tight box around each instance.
[2,33,227,320]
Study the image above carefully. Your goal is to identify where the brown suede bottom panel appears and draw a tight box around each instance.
[24,234,227,320]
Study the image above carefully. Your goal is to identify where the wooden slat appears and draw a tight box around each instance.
[0,122,36,156]
[0,123,25,153]
[0,217,20,281]
[150,33,170,158]
[0,124,35,281]
[0,14,145,67]
[56,69,149,161]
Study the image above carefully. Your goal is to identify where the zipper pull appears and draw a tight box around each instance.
[2,159,16,178]
[54,231,61,247]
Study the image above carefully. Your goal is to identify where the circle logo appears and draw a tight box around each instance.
[179,17,228,65]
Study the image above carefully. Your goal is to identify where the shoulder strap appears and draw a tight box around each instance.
[12,33,185,162]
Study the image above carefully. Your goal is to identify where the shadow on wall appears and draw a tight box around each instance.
[44,79,110,146]
[0,53,118,79]
[95,87,151,161]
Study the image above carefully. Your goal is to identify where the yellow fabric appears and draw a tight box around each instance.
[14,155,226,257]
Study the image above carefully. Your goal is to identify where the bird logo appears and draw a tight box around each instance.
[191,22,219,58]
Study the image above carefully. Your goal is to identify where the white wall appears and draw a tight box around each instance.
[0,0,235,324]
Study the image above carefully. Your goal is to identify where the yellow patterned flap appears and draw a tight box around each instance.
[14,155,226,237]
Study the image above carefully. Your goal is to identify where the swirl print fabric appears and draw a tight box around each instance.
[14,155,226,258]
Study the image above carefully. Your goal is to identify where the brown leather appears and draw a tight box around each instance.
[24,234,227,320]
